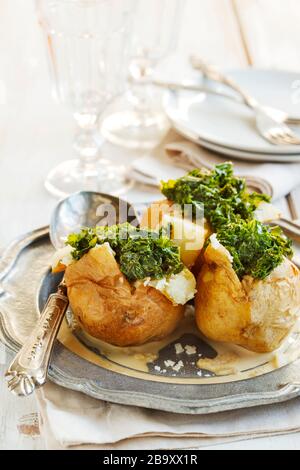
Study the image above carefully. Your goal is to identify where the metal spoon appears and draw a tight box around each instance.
[50,191,137,249]
[5,191,137,396]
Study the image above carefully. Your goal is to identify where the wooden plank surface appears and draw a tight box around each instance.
[234,0,300,71]
[178,0,248,66]
[233,0,300,217]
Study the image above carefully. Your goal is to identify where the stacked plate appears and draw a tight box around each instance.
[164,69,300,163]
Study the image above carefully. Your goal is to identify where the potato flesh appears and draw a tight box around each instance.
[195,243,300,353]
[145,267,196,305]
[140,200,210,268]
[64,244,184,346]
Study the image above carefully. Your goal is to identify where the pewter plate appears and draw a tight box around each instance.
[1,227,300,414]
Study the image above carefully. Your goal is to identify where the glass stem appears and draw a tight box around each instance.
[128,56,156,113]
[73,116,103,174]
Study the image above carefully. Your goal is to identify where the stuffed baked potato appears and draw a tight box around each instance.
[64,244,186,346]
[144,163,298,353]
[53,224,196,346]
[195,228,300,353]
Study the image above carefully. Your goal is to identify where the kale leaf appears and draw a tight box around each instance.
[66,223,184,282]
[216,219,293,280]
[161,162,270,231]
[161,162,293,280]
[66,229,98,260]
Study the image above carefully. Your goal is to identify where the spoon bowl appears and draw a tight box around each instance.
[50,191,138,249]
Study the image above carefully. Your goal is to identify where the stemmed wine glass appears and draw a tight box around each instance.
[36,0,135,198]
[101,0,185,150]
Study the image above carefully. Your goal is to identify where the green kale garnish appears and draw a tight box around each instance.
[161,162,293,280]
[66,223,184,282]
[66,229,98,260]
[161,163,270,231]
[215,219,293,280]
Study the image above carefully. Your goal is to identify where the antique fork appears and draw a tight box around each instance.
[153,79,300,126]
[5,280,69,396]
[190,56,300,146]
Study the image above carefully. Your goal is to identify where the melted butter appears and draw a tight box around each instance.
[195,323,300,378]
[73,312,198,373]
[197,352,239,375]
[58,307,300,384]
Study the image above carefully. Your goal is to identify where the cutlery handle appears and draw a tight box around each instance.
[154,78,300,126]
[190,56,258,109]
[273,218,300,243]
[5,282,69,396]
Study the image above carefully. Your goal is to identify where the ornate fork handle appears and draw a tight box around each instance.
[5,282,69,396]
[190,56,259,109]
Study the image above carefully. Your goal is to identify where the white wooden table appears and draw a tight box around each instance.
[0,0,300,450]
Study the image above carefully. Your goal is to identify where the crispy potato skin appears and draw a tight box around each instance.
[140,199,211,269]
[64,244,184,346]
[195,243,300,353]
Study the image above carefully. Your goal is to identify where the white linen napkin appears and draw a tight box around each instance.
[36,382,300,450]
[131,140,300,201]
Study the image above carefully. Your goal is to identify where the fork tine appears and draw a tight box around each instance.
[267,128,300,145]
[279,130,300,145]
[284,135,300,144]
[284,131,300,144]
[281,125,300,140]
[267,129,286,143]
[266,134,282,145]
[268,134,294,146]
[276,129,289,138]
[278,132,295,143]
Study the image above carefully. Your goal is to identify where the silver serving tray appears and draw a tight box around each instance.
[1,226,300,414]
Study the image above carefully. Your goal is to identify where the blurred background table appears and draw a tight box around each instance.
[0,0,300,449]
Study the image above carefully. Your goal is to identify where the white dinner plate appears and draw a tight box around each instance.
[164,69,300,158]
[172,118,300,163]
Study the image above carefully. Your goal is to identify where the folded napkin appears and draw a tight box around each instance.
[132,140,300,201]
[36,382,300,450]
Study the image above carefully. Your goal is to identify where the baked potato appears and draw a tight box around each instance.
[53,224,196,347]
[64,243,186,346]
[195,235,300,353]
